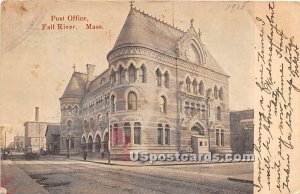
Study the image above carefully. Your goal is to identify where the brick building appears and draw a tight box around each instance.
[230,109,254,154]
[45,124,60,154]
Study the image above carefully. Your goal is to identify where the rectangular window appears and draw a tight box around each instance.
[157,124,163,144]
[165,128,170,145]
[66,139,69,149]
[113,128,118,145]
[191,103,195,116]
[70,137,75,149]
[124,123,131,144]
[134,127,141,144]
[199,141,203,146]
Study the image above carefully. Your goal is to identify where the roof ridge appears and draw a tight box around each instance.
[132,6,185,33]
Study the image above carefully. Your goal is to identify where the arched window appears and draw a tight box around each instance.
[119,66,125,84]
[74,105,78,114]
[128,92,137,110]
[165,124,170,145]
[67,120,73,130]
[214,85,218,99]
[67,105,72,116]
[193,79,197,94]
[199,81,204,95]
[159,96,167,113]
[156,69,162,86]
[216,129,220,146]
[219,87,224,100]
[111,71,116,83]
[217,106,222,120]
[186,77,191,92]
[221,129,224,146]
[90,117,95,129]
[124,122,131,145]
[83,120,89,130]
[140,65,146,83]
[62,106,67,115]
[97,114,102,125]
[129,64,136,82]
[111,95,116,113]
[157,124,163,145]
[134,122,141,144]
[164,71,169,88]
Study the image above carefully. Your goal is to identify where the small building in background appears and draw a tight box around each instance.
[24,107,59,153]
[45,124,60,154]
[230,109,254,154]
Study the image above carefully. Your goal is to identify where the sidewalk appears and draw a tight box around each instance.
[47,153,253,167]
[0,160,49,194]
[47,154,254,184]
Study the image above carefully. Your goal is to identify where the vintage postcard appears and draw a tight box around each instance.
[0,1,299,194]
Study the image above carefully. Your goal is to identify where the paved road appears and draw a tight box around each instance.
[13,158,253,194]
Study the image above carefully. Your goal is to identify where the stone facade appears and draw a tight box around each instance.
[59,7,232,159]
[230,109,254,154]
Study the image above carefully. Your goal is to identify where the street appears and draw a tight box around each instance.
[4,157,253,194]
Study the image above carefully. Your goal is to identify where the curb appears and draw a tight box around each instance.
[67,157,253,167]
[227,177,253,184]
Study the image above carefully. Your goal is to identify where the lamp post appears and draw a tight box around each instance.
[108,91,111,164]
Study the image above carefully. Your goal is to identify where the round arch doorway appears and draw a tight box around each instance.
[95,134,101,152]
[191,123,205,136]
[87,136,93,152]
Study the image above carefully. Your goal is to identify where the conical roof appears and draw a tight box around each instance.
[113,7,184,55]
[61,72,87,98]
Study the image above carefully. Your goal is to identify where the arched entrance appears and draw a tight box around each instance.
[95,134,101,152]
[191,123,205,135]
[103,132,109,152]
[87,135,93,152]
[81,137,86,151]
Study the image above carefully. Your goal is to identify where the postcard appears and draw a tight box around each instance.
[0,1,299,194]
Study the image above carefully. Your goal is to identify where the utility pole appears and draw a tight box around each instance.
[5,130,6,149]
[108,90,111,164]
[175,57,181,153]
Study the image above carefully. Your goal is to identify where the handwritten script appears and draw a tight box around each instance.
[254,2,299,193]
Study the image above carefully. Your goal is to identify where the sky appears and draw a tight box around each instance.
[0,1,254,144]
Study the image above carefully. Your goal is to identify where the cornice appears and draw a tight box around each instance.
[107,46,229,82]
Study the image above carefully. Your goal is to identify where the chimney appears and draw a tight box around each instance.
[86,64,96,83]
[35,107,39,121]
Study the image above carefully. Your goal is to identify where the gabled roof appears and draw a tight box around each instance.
[61,72,87,98]
[113,7,184,56]
[45,124,60,136]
